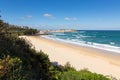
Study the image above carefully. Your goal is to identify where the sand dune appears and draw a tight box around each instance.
[21,36,120,79]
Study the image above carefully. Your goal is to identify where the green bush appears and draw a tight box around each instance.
[58,69,110,80]
[0,34,51,80]
[0,55,23,80]
[51,63,110,80]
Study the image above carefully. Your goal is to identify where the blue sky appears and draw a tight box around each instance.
[0,0,120,30]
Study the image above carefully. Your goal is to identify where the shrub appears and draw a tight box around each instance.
[0,55,23,80]
[58,69,110,80]
[0,34,51,80]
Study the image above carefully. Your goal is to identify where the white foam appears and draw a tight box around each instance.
[110,42,115,45]
[74,34,91,38]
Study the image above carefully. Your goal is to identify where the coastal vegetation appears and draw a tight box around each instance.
[0,18,38,35]
[0,16,111,80]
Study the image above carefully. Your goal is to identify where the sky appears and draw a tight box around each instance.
[0,0,120,30]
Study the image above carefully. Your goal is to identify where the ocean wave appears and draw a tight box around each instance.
[110,42,115,45]
[75,35,91,38]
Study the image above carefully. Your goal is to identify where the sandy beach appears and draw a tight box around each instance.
[21,36,120,79]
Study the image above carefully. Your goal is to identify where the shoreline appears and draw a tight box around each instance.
[41,35,120,66]
[21,35,120,79]
[42,35,120,54]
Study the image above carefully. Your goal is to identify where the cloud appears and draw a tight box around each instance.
[26,15,32,18]
[43,13,54,18]
[20,15,32,20]
[64,17,77,21]
[20,17,25,20]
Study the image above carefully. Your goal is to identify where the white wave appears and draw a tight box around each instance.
[74,35,91,39]
[110,42,115,45]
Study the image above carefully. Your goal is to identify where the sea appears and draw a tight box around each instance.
[42,30,120,54]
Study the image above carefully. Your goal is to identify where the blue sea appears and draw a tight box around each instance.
[42,30,120,53]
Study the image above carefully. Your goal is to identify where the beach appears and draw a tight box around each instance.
[21,35,120,79]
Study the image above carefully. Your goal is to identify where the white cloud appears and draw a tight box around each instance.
[64,17,70,20]
[64,17,77,21]
[20,15,32,20]
[43,13,54,18]
[26,15,32,18]
[20,17,25,20]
